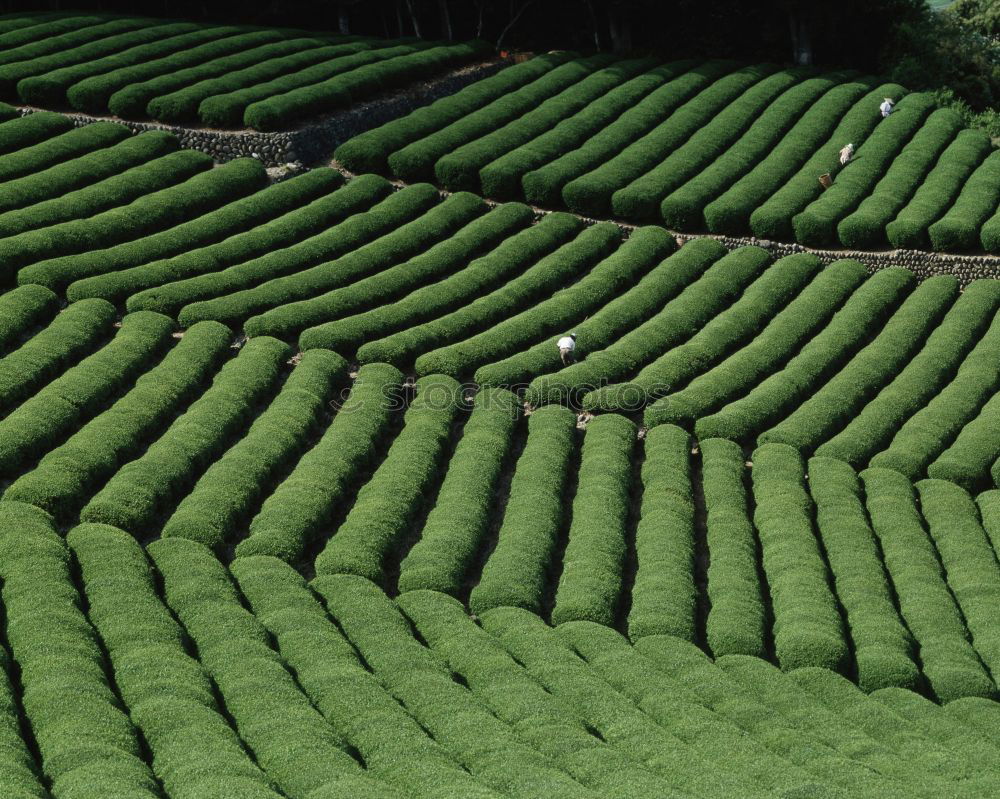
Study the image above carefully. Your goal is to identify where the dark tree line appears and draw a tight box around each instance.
[3,0,997,113]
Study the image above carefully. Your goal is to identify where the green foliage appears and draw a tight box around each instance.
[748,83,906,240]
[79,336,290,534]
[613,67,808,222]
[414,222,622,377]
[4,321,231,519]
[149,536,377,797]
[869,298,1000,477]
[2,157,266,283]
[927,382,1000,490]
[628,424,696,641]
[646,259,868,429]
[315,374,463,584]
[177,182,455,328]
[818,279,1000,466]
[563,63,775,218]
[0,297,115,414]
[66,29,284,113]
[470,405,576,615]
[398,388,520,595]
[0,502,158,797]
[751,444,848,672]
[835,106,963,247]
[585,250,815,414]
[435,55,648,193]
[68,522,282,799]
[236,362,403,562]
[335,53,567,174]
[928,149,1000,250]
[246,199,530,339]
[246,41,490,132]
[0,121,130,187]
[761,274,957,450]
[480,225,681,394]
[863,466,997,701]
[162,348,348,550]
[301,211,583,355]
[700,438,766,658]
[809,456,920,691]
[552,414,635,626]
[0,283,57,354]
[388,53,588,182]
[0,310,174,476]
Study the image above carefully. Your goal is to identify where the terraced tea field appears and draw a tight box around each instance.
[0,15,999,797]
[337,53,1000,252]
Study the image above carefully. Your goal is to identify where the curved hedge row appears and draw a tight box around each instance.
[928,150,1000,251]
[0,283,58,353]
[3,320,231,519]
[0,121,131,185]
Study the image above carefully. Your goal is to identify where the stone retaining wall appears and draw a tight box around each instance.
[18,57,508,167]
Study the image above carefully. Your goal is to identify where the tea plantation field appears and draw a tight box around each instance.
[1,19,1000,798]
[337,53,1000,252]
[0,11,487,130]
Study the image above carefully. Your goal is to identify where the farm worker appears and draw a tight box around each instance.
[557,333,577,366]
[839,143,854,165]
[880,97,895,118]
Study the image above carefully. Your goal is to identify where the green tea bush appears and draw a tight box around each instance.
[520,59,706,207]
[79,335,290,534]
[247,199,530,338]
[758,273,956,449]
[66,29,283,113]
[702,79,873,234]
[2,157,266,281]
[398,387,520,595]
[700,438,766,658]
[751,443,848,672]
[414,222,622,377]
[0,283,58,353]
[748,83,905,240]
[523,239,760,407]
[162,348,348,550]
[470,405,576,615]
[149,536,383,797]
[917,479,1000,678]
[628,424,696,641]
[809,456,920,691]
[0,311,173,476]
[479,225,680,393]
[645,259,867,429]
[863,467,996,701]
[68,523,283,799]
[354,213,589,366]
[584,250,816,414]
[818,278,1000,466]
[870,305,1000,477]
[928,150,1000,250]
[563,63,777,218]
[4,321,230,519]
[927,387,1000,491]
[0,297,114,413]
[435,56,652,193]
[836,106,963,248]
[0,502,159,797]
[245,41,490,132]
[301,211,582,354]
[551,414,635,626]
[236,362,402,561]
[0,111,72,157]
[335,54,567,174]
[613,67,806,221]
[313,373,463,585]
[478,58,667,200]
[177,182,456,327]
[0,120,130,184]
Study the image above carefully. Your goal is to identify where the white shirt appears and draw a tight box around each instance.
[557,336,576,351]
[880,101,893,117]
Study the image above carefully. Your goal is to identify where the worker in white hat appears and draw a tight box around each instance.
[839,143,854,165]
[880,98,895,118]
[557,333,577,366]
